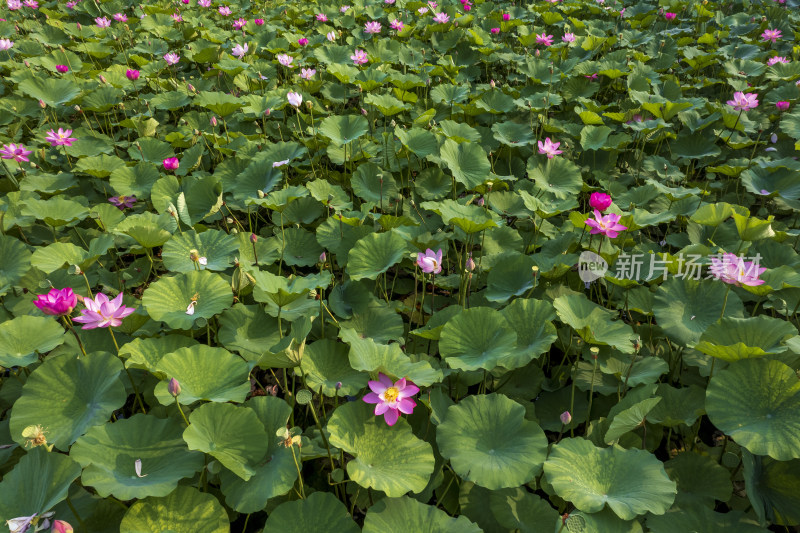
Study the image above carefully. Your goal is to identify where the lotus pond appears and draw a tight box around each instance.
[2,0,800,530]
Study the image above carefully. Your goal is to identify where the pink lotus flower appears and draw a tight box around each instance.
[232,17,246,29]
[163,157,179,171]
[55,64,69,73]
[272,159,290,168]
[767,56,789,65]
[433,12,449,23]
[7,0,21,10]
[585,73,599,80]
[362,373,419,426]
[463,3,471,10]
[490,27,500,34]
[0,143,32,163]
[0,38,13,50]
[277,53,294,67]
[95,16,111,28]
[560,411,572,425]
[298,37,309,46]
[585,209,627,238]
[364,21,382,34]
[536,33,553,46]
[231,43,248,57]
[589,192,612,211]
[113,12,127,22]
[390,19,404,31]
[664,12,676,20]
[340,5,349,12]
[109,195,137,209]
[327,31,336,41]
[52,520,74,533]
[300,68,316,80]
[351,49,368,65]
[198,0,210,6]
[66,2,78,10]
[562,32,575,42]
[287,91,302,107]
[537,137,562,158]
[164,52,180,65]
[417,248,443,274]
[33,288,78,316]
[761,28,781,42]
[126,69,140,81]
[315,13,327,21]
[23,0,37,8]
[710,253,766,287]
[502,13,510,21]
[171,12,182,22]
[418,7,429,14]
[73,292,135,329]
[45,128,76,146]
[218,5,231,16]
[385,0,395,3]
[254,18,264,25]
[776,101,790,111]
[727,91,758,111]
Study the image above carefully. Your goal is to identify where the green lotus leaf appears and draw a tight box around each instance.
[528,156,583,199]
[50,486,126,533]
[352,162,399,204]
[409,304,462,341]
[182,402,268,481]
[664,452,733,508]
[115,212,173,248]
[671,132,721,159]
[275,227,324,267]
[485,251,536,302]
[534,386,589,432]
[544,438,676,520]
[604,397,662,444]
[181,175,224,226]
[706,358,800,460]
[316,218,374,264]
[339,301,404,343]
[220,397,298,513]
[363,496,482,533]
[30,242,89,273]
[18,76,81,106]
[120,486,229,533]
[647,506,768,533]
[500,298,558,368]
[488,487,561,533]
[150,90,192,110]
[437,393,548,490]
[300,338,369,397]
[396,127,439,158]
[694,316,797,362]
[439,139,491,190]
[153,346,251,405]
[161,229,239,272]
[217,304,282,363]
[741,167,800,201]
[262,492,360,533]
[327,402,435,497]
[0,315,66,368]
[690,202,735,226]
[439,120,481,143]
[319,115,369,146]
[0,235,31,296]
[142,271,232,330]
[431,84,469,104]
[119,334,199,372]
[193,91,243,116]
[733,212,775,242]
[581,125,613,150]
[492,121,535,146]
[647,384,706,427]
[553,293,637,353]
[109,163,161,199]
[0,447,81,524]
[10,352,127,450]
[420,198,499,233]
[250,270,331,307]
[364,93,408,116]
[439,307,518,371]
[346,231,408,281]
[70,414,204,500]
[743,450,800,526]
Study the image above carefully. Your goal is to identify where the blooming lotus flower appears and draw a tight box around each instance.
[362,373,419,426]
[536,33,553,46]
[327,31,336,41]
[23,0,36,7]
[351,49,368,65]
[727,91,758,111]
[164,52,180,65]
[664,12,676,20]
[95,16,111,28]
[45,128,77,147]
[418,7,429,14]
[52,520,74,533]
[300,68,316,80]
[109,195,137,209]
[7,0,21,10]
[287,92,302,107]
[340,5,349,12]
[316,13,327,21]
[33,288,78,316]
[163,157,179,171]
[490,27,500,34]
[171,12,182,22]
[385,0,395,3]
[298,37,309,46]
[364,21,382,34]
[0,143,32,163]
[390,19,404,31]
[126,69,140,81]
[537,137,562,159]
[6,515,36,533]
[218,5,231,15]
[277,54,294,67]
[428,1,438,8]
[113,12,127,22]
[254,18,264,25]
[562,32,575,42]
[502,13,510,20]
[776,101,790,111]
[232,17,246,29]
[0,38,13,50]
[433,12,450,23]
[585,209,627,238]
[417,248,443,274]
[73,292,135,329]
[710,253,766,287]
[198,0,210,6]
[589,192,612,211]
[231,43,248,57]
[761,28,781,42]
[767,56,789,65]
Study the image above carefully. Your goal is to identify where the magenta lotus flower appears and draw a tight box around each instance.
[535,33,553,46]
[277,53,294,67]
[761,28,781,42]
[585,73,599,80]
[33,288,78,316]
[45,128,76,147]
[390,19,404,31]
[710,253,766,287]
[55,64,69,73]
[351,49,368,65]
[287,91,302,107]
[0,143,32,163]
[417,248,443,274]
[776,101,790,111]
[727,91,758,111]
[432,12,450,23]
[589,192,612,211]
[232,17,246,29]
[218,5,231,15]
[298,37,309,46]
[767,56,789,65]
[585,209,627,238]
[300,68,316,80]
[231,43,248,57]
[113,12,126,21]
[490,27,500,34]
[562,32,575,42]
[363,373,419,426]
[164,52,180,65]
[73,292,135,329]
[254,18,264,25]
[95,16,111,28]
[163,157,179,171]
[126,69,140,81]
[364,21,382,34]
[502,13,510,20]
[315,13,327,21]
[537,137,562,158]
[0,38,13,50]
[109,195,137,209]
[664,12,676,20]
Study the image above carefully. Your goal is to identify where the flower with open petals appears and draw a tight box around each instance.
[316,13,327,21]
[232,17,246,29]
[163,157,179,171]
[351,49,368,65]
[390,19,404,31]
[95,16,111,28]
[340,5,349,12]
[536,33,553,46]
[33,288,77,316]
[126,69,140,81]
[287,91,302,107]
[363,373,419,426]
[231,43,248,57]
[277,53,294,67]
[171,12,182,22]
[710,253,766,287]
[562,32,575,42]
[327,31,336,41]
[272,159,290,168]
[589,192,612,211]
[23,0,37,7]
[7,0,21,9]
[537,137,562,158]
[198,0,210,6]
[761,28,781,42]
[418,6,429,14]
[776,101,790,111]
[432,12,449,23]
[109,195,137,210]
[218,5,231,15]
[767,56,788,65]
[417,248,443,274]
[727,91,758,111]
[364,21,382,34]
[113,12,127,22]
[6,515,36,533]
[585,73,599,80]
[0,143,32,163]
[73,292,135,329]
[45,128,76,147]
[300,67,316,80]
[0,38,13,50]
[298,37,309,46]
[585,209,627,238]
[164,52,180,65]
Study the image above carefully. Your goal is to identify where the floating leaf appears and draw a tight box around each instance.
[153,346,251,405]
[261,492,360,533]
[120,486,229,533]
[363,496,482,533]
[346,231,408,281]
[0,315,66,368]
[142,271,232,330]
[439,307,518,371]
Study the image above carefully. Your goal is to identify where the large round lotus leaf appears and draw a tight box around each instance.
[436,393,548,490]
[0,315,66,368]
[346,231,408,281]
[10,352,127,450]
[30,242,89,273]
[0,447,81,524]
[664,452,733,508]
[0,235,31,296]
[363,496,481,533]
[395,127,438,158]
[51,486,126,533]
[339,301,404,343]
[119,334,199,372]
[604,397,662,444]
[528,156,583,199]
[492,120,535,146]
[420,199,500,234]
[487,487,561,533]
[220,397,298,513]
[501,298,557,368]
[161,230,239,272]
[543,438,677,520]
[553,293,636,354]
[70,414,204,500]
[327,402,435,497]
[647,506,769,533]
[115,212,173,248]
[352,162,399,204]
[262,491,360,533]
[647,384,706,427]
[18,77,81,106]
[142,270,232,330]
[562,508,645,533]
[300,339,369,397]
[217,304,282,363]
[276,227,324,267]
[316,218,374,264]
[120,486,229,533]
[153,346,250,405]
[182,402,267,481]
[109,162,160,198]
[741,166,800,201]
[534,386,589,432]
[743,450,800,526]
[706,358,800,460]
[695,316,797,362]
[439,307,518,371]
[439,138,491,190]
[485,252,536,302]
[319,114,369,146]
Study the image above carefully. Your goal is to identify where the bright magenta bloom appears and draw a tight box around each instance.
[761,28,781,42]
[664,12,676,20]
[490,27,500,34]
[502,13,510,20]
[727,91,758,111]
[45,128,76,147]
[33,288,78,316]
[537,137,562,158]
[109,195,137,209]
[363,373,419,426]
[364,21,382,34]
[776,101,790,111]
[710,253,766,287]
[585,209,627,238]
[0,143,32,163]
[417,248,443,274]
[535,33,553,46]
[95,16,111,28]
[55,64,69,73]
[164,52,180,65]
[126,69,140,81]
[163,157,179,170]
[589,192,612,211]
[73,293,135,329]
[254,18,264,25]
[351,49,368,65]
[298,37,309,46]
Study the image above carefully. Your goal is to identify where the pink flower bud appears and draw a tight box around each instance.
[163,157,179,171]
[126,69,140,81]
[168,377,181,397]
[319,251,326,262]
[210,116,218,127]
[52,520,74,533]
[776,101,790,111]
[255,18,264,25]
[55,64,69,73]
[589,192,612,211]
[502,13,510,20]
[560,411,572,425]
[250,233,258,243]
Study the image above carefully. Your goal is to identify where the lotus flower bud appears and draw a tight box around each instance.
[560,411,572,425]
[258,190,265,198]
[465,254,475,272]
[39,99,46,108]
[210,116,218,127]
[168,378,181,397]
[250,233,258,243]
[99,74,107,84]
[52,520,74,533]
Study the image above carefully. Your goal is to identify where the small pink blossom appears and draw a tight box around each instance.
[327,31,336,41]
[23,0,37,8]
[776,101,790,111]
[300,68,316,80]
[232,17,246,29]
[198,0,210,6]
[490,27,500,34]
[298,37,309,46]
[254,18,264,25]
[0,143,32,163]
[171,12,182,22]
[231,43,248,57]
[727,91,758,111]
[95,16,111,28]
[585,209,627,239]
[66,1,77,9]
[761,28,781,42]
[351,49,368,65]
[417,248,443,274]
[218,5,231,16]
[536,33,553,46]
[562,32,575,42]
[33,288,78,316]
[315,13,327,21]
[560,411,572,425]
[340,5,349,12]
[589,192,612,211]
[55,64,69,73]
[390,19,404,31]
[418,6,429,14]
[277,53,294,67]
[45,128,76,146]
[51,520,73,533]
[73,292,136,329]
[0,39,13,50]
[433,12,450,23]
[585,73,599,80]
[537,137,562,158]
[164,52,180,65]
[664,12,676,20]
[7,0,21,10]
[710,253,766,287]
[126,69,140,81]
[502,13,510,21]
[362,373,419,426]
[163,157,179,171]
[364,21,382,34]
[767,56,789,65]
[113,12,127,22]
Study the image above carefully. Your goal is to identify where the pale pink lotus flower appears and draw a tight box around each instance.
[562,32,575,42]
[536,33,553,46]
[385,0,395,3]
[277,53,294,67]
[351,49,368,65]
[433,12,449,23]
[340,5,349,12]
[390,19,404,31]
[326,31,336,41]
[232,17,246,29]
[287,91,302,107]
[45,128,77,146]
[727,91,758,111]
[490,27,500,34]
[113,12,127,22]
[364,21,382,34]
[231,43,248,57]
[300,68,316,80]
[776,101,790,111]
[537,137,562,158]
[6,0,21,10]
[316,13,327,21]
[767,56,788,65]
[198,0,210,6]
[417,248,443,274]
[362,373,419,426]
[171,12,182,22]
[428,1,438,8]
[108,195,137,210]
[585,209,627,238]
[418,6,429,14]
[589,192,612,211]
[0,143,32,163]
[0,39,14,50]
[164,52,180,65]
[66,1,77,9]
[560,411,572,425]
[710,253,766,287]
[218,5,231,15]
[761,28,781,42]
[95,16,111,28]
[73,292,136,329]
[23,0,37,7]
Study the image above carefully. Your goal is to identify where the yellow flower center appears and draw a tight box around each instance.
[383,387,399,403]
